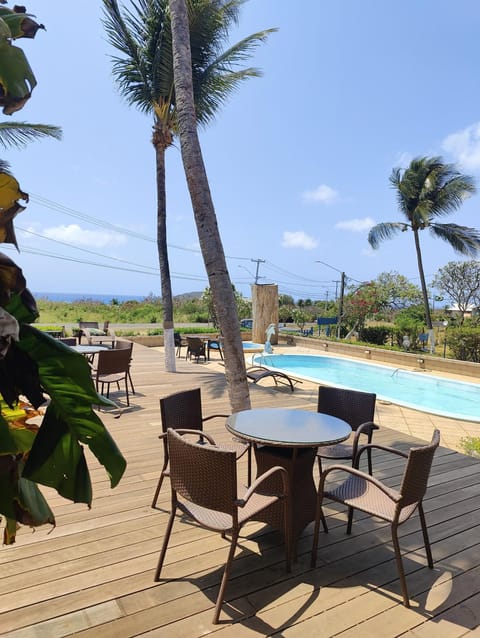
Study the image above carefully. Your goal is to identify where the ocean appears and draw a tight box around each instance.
[34,292,148,304]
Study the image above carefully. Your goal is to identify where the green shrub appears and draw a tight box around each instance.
[459,436,480,457]
[447,327,480,362]
[358,325,391,345]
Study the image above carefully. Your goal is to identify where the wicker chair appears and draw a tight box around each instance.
[311,429,441,607]
[316,386,378,475]
[151,388,251,508]
[154,428,291,624]
[185,336,207,363]
[113,339,135,394]
[93,342,133,406]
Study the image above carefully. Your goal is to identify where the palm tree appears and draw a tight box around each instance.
[368,156,479,330]
[169,0,250,411]
[0,122,61,149]
[102,0,275,372]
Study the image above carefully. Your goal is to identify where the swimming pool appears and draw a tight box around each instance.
[242,341,264,352]
[253,353,480,422]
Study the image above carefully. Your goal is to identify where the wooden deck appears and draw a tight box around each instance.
[1,343,480,637]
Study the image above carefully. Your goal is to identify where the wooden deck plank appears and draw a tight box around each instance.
[1,343,479,637]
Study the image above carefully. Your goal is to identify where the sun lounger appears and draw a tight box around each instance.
[245,366,299,392]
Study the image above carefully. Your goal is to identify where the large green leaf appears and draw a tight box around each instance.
[24,408,92,504]
[18,326,126,493]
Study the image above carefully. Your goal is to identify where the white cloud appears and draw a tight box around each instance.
[281,230,318,250]
[335,217,376,232]
[302,183,338,204]
[43,224,127,248]
[442,122,480,171]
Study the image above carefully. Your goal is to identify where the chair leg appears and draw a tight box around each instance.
[418,503,434,568]
[247,444,252,486]
[346,506,354,534]
[311,498,328,568]
[124,377,130,406]
[127,370,135,394]
[154,507,176,581]
[212,529,239,624]
[151,472,166,508]
[367,447,373,475]
[391,521,410,607]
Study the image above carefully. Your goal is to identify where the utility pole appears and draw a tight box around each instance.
[336,271,346,338]
[250,258,265,284]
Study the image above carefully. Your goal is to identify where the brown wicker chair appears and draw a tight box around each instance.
[311,429,441,607]
[93,342,133,406]
[185,336,207,363]
[151,388,251,508]
[113,339,135,394]
[154,428,291,624]
[316,386,378,475]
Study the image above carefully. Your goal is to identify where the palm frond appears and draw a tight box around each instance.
[368,222,409,249]
[0,122,62,150]
[430,223,480,257]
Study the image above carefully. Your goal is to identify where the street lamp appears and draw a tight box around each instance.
[442,320,448,358]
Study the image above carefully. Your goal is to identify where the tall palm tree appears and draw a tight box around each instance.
[169,0,250,411]
[102,0,275,372]
[368,156,479,330]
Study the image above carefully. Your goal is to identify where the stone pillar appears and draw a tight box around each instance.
[252,284,278,345]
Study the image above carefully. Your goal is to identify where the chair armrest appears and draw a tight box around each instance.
[350,421,379,458]
[237,465,288,507]
[165,428,217,446]
[82,328,92,344]
[320,464,402,503]
[202,413,230,422]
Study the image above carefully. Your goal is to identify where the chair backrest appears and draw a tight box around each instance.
[57,337,77,346]
[187,337,205,354]
[167,428,237,515]
[160,388,203,434]
[96,346,132,376]
[174,332,182,346]
[317,386,376,431]
[79,321,100,330]
[114,339,133,351]
[399,429,440,506]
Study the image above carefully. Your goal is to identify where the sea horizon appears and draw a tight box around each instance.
[33,292,148,304]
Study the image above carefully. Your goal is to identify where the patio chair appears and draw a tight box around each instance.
[151,387,252,508]
[246,365,298,392]
[207,337,223,360]
[154,428,291,624]
[93,341,133,406]
[316,386,378,475]
[311,429,441,608]
[174,332,183,357]
[113,339,135,394]
[57,337,77,346]
[185,336,207,363]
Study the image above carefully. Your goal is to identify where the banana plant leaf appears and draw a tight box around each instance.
[0,39,37,115]
[17,326,127,498]
[0,7,45,39]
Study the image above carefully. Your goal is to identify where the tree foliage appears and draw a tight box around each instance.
[368,156,479,330]
[433,260,480,323]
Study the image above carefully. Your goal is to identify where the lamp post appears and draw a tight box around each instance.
[443,320,448,358]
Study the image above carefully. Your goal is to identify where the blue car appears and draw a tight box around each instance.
[240,318,253,329]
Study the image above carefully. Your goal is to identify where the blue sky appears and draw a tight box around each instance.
[4,1,480,302]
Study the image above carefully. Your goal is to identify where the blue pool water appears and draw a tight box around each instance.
[253,353,480,422]
[242,341,264,352]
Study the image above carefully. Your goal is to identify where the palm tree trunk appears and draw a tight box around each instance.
[413,228,433,330]
[168,0,250,412]
[154,136,176,372]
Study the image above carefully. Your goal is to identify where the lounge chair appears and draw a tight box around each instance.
[245,365,298,392]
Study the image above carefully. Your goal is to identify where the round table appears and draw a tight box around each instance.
[226,408,351,556]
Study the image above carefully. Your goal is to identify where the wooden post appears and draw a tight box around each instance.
[252,284,278,345]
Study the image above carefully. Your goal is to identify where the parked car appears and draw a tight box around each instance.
[240,318,253,329]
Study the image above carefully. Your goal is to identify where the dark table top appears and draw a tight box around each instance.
[226,407,351,448]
